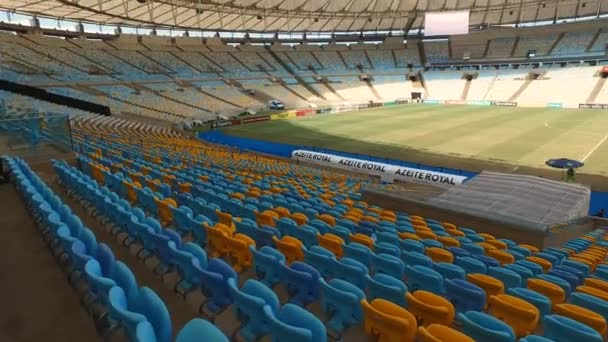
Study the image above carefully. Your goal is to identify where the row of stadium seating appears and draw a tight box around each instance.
[27,117,608,341]
[4,155,229,342]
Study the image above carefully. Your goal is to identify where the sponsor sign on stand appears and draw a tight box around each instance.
[241,115,271,124]
[579,103,608,109]
[493,101,518,107]
[546,102,563,108]
[423,99,444,104]
[291,149,467,187]
[466,100,492,106]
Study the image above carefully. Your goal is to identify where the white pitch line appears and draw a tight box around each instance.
[582,133,608,162]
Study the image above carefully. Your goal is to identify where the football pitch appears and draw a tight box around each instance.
[222,104,608,186]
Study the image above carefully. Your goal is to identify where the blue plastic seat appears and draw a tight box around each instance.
[543,314,603,342]
[342,243,372,267]
[536,274,572,297]
[319,278,365,333]
[503,263,534,285]
[488,267,522,289]
[456,256,488,274]
[281,261,321,306]
[132,287,172,342]
[108,286,149,341]
[373,253,405,279]
[402,251,433,268]
[228,278,279,341]
[472,254,501,268]
[458,310,516,342]
[400,239,425,254]
[515,260,544,276]
[375,242,400,257]
[405,265,444,294]
[333,257,368,290]
[553,264,584,284]
[506,287,552,317]
[366,273,407,306]
[562,259,590,277]
[85,258,117,306]
[376,232,399,246]
[200,258,237,313]
[547,269,580,290]
[291,225,319,249]
[445,278,486,313]
[433,262,466,280]
[303,246,335,278]
[251,246,286,287]
[175,318,228,342]
[264,303,327,342]
[448,247,471,259]
[518,336,554,342]
[570,292,608,323]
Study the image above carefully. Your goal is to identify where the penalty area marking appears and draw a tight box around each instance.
[582,132,608,162]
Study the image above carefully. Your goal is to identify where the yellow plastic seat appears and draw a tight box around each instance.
[526,256,552,273]
[418,324,474,342]
[519,244,540,254]
[206,224,232,258]
[486,239,508,250]
[273,207,291,219]
[255,211,276,227]
[477,242,497,254]
[273,236,304,265]
[230,192,245,200]
[437,236,460,248]
[584,277,608,293]
[441,222,458,230]
[569,256,596,272]
[398,232,421,241]
[576,285,608,302]
[405,290,455,327]
[467,273,504,307]
[426,247,454,264]
[554,303,607,335]
[487,249,515,266]
[291,213,308,226]
[217,211,236,231]
[361,299,417,342]
[318,213,336,226]
[227,234,255,272]
[177,182,192,193]
[155,198,177,227]
[528,278,566,306]
[350,233,374,250]
[447,229,465,237]
[417,230,438,240]
[488,294,539,337]
[124,181,141,203]
[318,233,344,259]
[478,233,496,241]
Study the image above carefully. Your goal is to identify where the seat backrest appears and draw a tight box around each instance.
[543,314,603,342]
[133,287,172,342]
[418,324,475,342]
[488,293,540,337]
[175,318,228,342]
[444,278,486,313]
[361,298,417,342]
[457,311,515,342]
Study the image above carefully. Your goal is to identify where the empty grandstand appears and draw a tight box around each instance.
[3,1,608,342]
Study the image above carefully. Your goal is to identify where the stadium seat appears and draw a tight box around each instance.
[361,298,417,342]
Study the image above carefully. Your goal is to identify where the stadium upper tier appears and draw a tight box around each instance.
[0,21,607,123]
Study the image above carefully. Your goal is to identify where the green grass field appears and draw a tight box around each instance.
[222,104,608,185]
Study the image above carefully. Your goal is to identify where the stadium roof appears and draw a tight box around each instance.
[1,0,607,32]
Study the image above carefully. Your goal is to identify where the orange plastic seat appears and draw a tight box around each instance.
[405,291,455,327]
[273,206,291,219]
[318,233,344,259]
[350,233,374,249]
[255,211,276,227]
[273,236,304,265]
[487,249,515,266]
[528,278,566,306]
[226,234,255,272]
[418,324,474,342]
[426,247,454,263]
[526,256,552,273]
[318,213,336,226]
[554,303,607,335]
[486,239,508,250]
[206,224,232,258]
[217,211,236,231]
[291,213,308,226]
[576,285,608,302]
[467,273,504,307]
[178,182,192,193]
[488,294,539,337]
[478,233,496,241]
[584,277,608,293]
[361,299,417,342]
[124,181,141,203]
[477,242,497,254]
[398,232,421,241]
[569,256,596,272]
[519,244,540,254]
[230,192,245,200]
[437,236,460,248]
